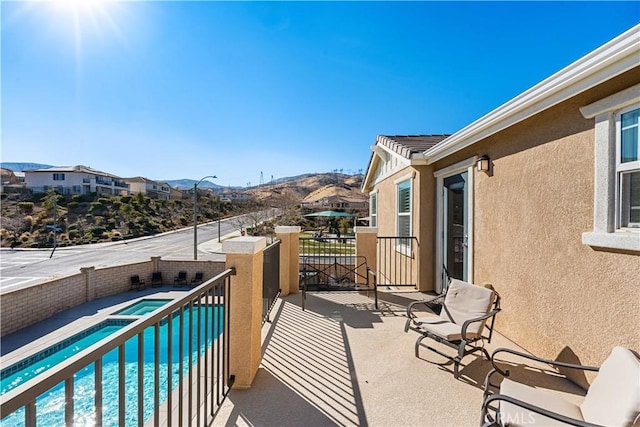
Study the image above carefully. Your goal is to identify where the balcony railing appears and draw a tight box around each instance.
[377,236,418,288]
[0,270,235,426]
[262,240,281,325]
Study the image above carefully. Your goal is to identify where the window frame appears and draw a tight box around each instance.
[616,105,640,229]
[369,191,377,228]
[394,176,413,255]
[52,173,65,181]
[580,83,640,251]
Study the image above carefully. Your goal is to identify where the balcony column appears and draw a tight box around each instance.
[275,226,301,296]
[223,236,267,388]
[80,266,96,302]
[355,227,378,285]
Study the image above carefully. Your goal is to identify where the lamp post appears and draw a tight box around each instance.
[193,175,217,260]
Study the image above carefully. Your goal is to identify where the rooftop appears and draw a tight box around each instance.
[376,135,450,159]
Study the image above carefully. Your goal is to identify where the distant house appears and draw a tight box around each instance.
[1,168,20,187]
[363,25,639,381]
[124,177,174,200]
[220,191,252,202]
[25,165,130,196]
[301,193,368,211]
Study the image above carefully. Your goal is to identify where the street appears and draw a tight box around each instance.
[0,212,271,293]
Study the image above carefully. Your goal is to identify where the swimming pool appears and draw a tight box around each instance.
[1,305,222,426]
[112,299,172,316]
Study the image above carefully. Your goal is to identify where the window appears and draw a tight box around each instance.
[618,107,640,228]
[370,192,377,227]
[397,180,411,238]
[580,84,640,251]
[53,173,65,181]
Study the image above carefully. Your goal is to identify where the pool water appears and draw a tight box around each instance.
[1,320,132,395]
[1,305,222,427]
[112,299,172,316]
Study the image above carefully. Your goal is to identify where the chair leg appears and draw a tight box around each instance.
[415,334,427,358]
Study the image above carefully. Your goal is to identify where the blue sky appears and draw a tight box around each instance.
[2,1,638,188]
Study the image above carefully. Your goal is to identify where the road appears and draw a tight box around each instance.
[0,212,275,294]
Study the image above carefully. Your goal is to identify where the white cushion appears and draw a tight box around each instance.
[440,279,495,336]
[581,346,640,426]
[500,378,583,426]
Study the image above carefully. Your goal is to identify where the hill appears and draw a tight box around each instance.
[239,173,366,208]
[1,162,54,171]
[163,179,225,190]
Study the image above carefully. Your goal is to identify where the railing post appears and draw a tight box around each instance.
[223,236,267,388]
[275,226,300,296]
[355,227,378,284]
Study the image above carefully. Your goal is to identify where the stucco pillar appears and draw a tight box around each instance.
[355,227,377,285]
[223,236,267,389]
[275,226,300,296]
[150,256,161,272]
[81,266,95,302]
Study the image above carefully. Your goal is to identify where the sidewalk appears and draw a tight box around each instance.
[198,230,243,254]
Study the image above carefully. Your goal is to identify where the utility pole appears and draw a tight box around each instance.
[49,194,61,259]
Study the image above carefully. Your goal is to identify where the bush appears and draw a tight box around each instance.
[17,202,34,214]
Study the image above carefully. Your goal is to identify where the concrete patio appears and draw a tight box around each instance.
[1,286,588,427]
[216,291,587,427]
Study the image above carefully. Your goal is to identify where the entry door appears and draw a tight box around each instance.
[443,172,468,282]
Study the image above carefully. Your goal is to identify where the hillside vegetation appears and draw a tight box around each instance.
[0,191,243,248]
[0,173,366,248]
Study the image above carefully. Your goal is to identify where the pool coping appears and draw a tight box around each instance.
[0,288,189,370]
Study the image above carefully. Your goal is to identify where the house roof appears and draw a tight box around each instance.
[423,24,640,163]
[376,135,450,159]
[362,135,449,191]
[26,165,123,179]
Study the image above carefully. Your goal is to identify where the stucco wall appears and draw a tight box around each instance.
[368,167,436,291]
[432,69,640,383]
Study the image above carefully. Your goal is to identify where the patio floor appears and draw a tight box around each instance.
[216,291,587,427]
[1,287,587,427]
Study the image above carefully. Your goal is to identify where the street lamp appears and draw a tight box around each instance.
[194,175,217,260]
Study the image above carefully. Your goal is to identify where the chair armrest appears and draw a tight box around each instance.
[482,393,603,427]
[460,308,501,341]
[489,347,599,378]
[406,295,444,319]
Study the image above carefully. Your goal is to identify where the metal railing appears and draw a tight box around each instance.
[377,236,418,288]
[1,269,236,426]
[262,240,281,325]
[299,236,357,285]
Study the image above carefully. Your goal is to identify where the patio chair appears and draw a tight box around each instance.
[174,271,187,287]
[481,346,640,427]
[130,275,146,291]
[190,271,204,287]
[150,272,163,287]
[404,278,501,378]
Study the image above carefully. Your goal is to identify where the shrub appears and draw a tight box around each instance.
[17,202,34,214]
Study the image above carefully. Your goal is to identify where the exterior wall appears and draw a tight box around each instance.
[368,166,432,290]
[1,258,226,336]
[431,69,640,384]
[26,171,89,190]
[26,171,129,195]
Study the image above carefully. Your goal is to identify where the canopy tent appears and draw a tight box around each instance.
[303,210,354,217]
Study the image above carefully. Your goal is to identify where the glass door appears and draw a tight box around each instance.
[443,172,468,282]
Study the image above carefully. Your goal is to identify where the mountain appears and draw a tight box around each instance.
[1,162,54,171]
[240,173,366,206]
[163,179,226,190]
